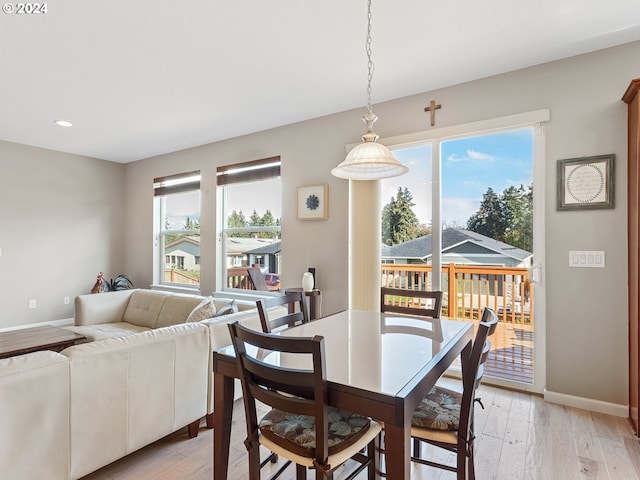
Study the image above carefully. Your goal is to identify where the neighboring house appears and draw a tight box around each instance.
[226,237,280,272]
[382,228,532,268]
[245,240,281,274]
[165,235,280,273]
[165,236,201,272]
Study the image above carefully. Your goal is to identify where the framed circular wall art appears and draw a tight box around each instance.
[297,184,328,220]
[557,154,614,210]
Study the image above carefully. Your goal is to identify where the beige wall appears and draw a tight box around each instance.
[123,41,639,407]
[1,40,638,408]
[0,141,125,326]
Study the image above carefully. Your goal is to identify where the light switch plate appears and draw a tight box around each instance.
[569,250,605,268]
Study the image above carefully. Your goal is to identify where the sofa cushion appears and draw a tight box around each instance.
[213,299,238,316]
[122,290,169,328]
[156,294,205,328]
[65,322,150,342]
[187,296,216,322]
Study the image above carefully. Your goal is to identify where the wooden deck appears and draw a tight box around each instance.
[451,318,533,384]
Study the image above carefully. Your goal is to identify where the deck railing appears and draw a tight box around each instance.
[381,263,533,324]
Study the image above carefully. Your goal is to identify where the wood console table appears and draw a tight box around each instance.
[284,288,321,319]
[0,325,86,359]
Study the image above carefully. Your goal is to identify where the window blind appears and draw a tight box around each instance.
[216,156,281,186]
[153,170,201,196]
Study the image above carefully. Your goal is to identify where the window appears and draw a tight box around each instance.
[154,171,201,289]
[217,157,281,292]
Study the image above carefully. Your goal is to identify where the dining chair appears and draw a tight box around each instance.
[257,291,309,333]
[409,307,498,480]
[228,321,381,480]
[248,267,271,291]
[380,287,443,318]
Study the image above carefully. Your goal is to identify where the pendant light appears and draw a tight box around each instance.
[331,0,408,181]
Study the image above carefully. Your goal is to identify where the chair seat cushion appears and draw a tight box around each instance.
[411,385,462,431]
[259,407,372,457]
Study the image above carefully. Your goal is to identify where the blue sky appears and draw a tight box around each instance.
[384,127,533,227]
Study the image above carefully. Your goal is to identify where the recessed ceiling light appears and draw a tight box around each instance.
[54,120,73,127]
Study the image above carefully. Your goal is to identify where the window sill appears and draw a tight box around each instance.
[150,284,202,296]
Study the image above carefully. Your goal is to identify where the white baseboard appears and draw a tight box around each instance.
[0,318,74,333]
[544,389,628,418]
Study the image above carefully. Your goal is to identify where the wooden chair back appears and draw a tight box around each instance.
[457,307,498,452]
[380,287,443,318]
[228,322,329,474]
[247,267,270,291]
[256,291,309,333]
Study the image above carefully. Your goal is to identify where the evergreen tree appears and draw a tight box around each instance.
[466,187,505,240]
[183,217,200,230]
[248,209,262,227]
[502,185,533,252]
[163,218,180,244]
[381,187,421,246]
[466,185,532,251]
[261,210,277,239]
[227,210,248,237]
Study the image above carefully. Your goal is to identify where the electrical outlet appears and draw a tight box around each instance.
[64,296,70,305]
[28,299,37,309]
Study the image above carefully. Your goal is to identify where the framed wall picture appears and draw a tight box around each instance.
[557,154,615,210]
[297,184,328,220]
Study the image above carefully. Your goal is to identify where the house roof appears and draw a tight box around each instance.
[384,228,532,263]
[226,237,280,255]
[245,241,281,255]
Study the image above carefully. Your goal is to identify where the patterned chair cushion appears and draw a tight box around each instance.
[259,407,371,457]
[411,385,462,431]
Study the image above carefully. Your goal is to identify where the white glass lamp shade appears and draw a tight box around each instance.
[332,141,408,180]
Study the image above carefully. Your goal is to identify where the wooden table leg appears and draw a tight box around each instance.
[213,371,235,480]
[383,422,410,479]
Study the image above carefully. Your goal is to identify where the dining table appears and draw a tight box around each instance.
[212,309,474,480]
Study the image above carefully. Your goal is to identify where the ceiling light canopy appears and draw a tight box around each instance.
[331,0,408,181]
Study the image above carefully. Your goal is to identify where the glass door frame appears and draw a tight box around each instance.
[382,109,550,394]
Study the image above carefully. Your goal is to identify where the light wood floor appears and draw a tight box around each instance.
[81,380,640,480]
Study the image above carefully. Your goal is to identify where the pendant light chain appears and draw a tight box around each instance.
[366,0,374,115]
[330,0,409,180]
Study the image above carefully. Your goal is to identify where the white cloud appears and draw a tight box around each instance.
[446,149,495,163]
[466,149,495,161]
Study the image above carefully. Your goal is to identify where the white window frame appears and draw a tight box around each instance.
[216,157,282,295]
[152,171,201,292]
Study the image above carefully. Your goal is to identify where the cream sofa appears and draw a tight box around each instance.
[68,288,279,428]
[0,322,210,480]
[0,351,71,480]
[69,288,267,349]
[0,288,283,479]
[65,322,210,479]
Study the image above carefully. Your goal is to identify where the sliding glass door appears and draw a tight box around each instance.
[381,112,547,393]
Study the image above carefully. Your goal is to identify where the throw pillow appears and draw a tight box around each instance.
[213,299,238,317]
[187,296,217,322]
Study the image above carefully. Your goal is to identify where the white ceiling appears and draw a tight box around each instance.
[2,0,640,163]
